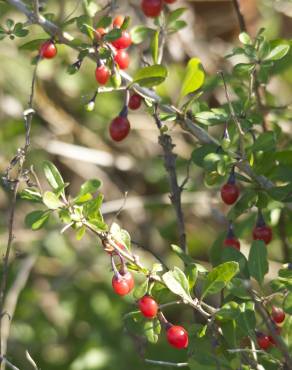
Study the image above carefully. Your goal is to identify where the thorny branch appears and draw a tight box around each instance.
[153,106,187,253]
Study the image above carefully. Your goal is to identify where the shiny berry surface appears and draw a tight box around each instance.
[95,65,110,85]
[138,296,158,318]
[39,40,57,59]
[114,50,130,70]
[257,333,271,350]
[123,271,135,292]
[113,15,124,28]
[166,325,188,349]
[112,275,130,296]
[271,306,285,324]
[112,31,132,49]
[224,238,240,250]
[109,116,130,141]
[252,225,272,245]
[128,94,142,110]
[141,0,163,17]
[220,183,239,205]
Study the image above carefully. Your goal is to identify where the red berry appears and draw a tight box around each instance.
[95,65,110,85]
[112,31,132,49]
[252,225,272,245]
[113,15,124,28]
[141,0,163,18]
[128,94,142,110]
[109,116,130,141]
[220,183,239,205]
[114,50,130,70]
[224,238,240,250]
[268,326,281,345]
[138,296,158,318]
[39,40,57,59]
[163,0,176,3]
[166,325,188,349]
[256,333,271,350]
[112,275,131,296]
[123,271,135,292]
[271,306,285,324]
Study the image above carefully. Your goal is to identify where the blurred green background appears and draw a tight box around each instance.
[1,0,292,369]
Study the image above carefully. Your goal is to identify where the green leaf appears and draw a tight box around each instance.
[180,58,205,98]
[222,247,250,279]
[79,179,102,196]
[237,302,256,339]
[20,38,47,50]
[151,30,159,64]
[201,261,239,298]
[250,131,276,152]
[166,8,186,25]
[76,15,93,38]
[264,44,290,61]
[171,244,194,264]
[6,19,14,29]
[13,23,29,37]
[43,161,65,193]
[239,32,252,45]
[133,65,168,87]
[143,318,161,343]
[283,292,292,314]
[87,219,108,232]
[191,144,217,168]
[76,225,86,240]
[133,279,148,300]
[43,191,63,210]
[168,20,187,33]
[185,263,198,290]
[96,16,112,28]
[19,188,42,202]
[103,28,122,42]
[130,26,152,44]
[25,210,50,230]
[162,267,191,301]
[248,240,268,285]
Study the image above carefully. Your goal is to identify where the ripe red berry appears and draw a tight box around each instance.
[39,40,57,59]
[141,0,163,18]
[114,50,130,70]
[109,116,130,141]
[271,306,285,324]
[138,295,158,318]
[253,225,272,245]
[166,325,188,349]
[221,183,239,205]
[256,333,271,350]
[128,94,142,110]
[123,271,135,292]
[164,0,176,3]
[113,15,124,28]
[95,65,110,85]
[112,275,131,296]
[112,31,132,49]
[224,238,240,250]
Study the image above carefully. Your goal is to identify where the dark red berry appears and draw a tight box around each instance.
[253,225,272,245]
[221,183,239,205]
[95,65,110,85]
[112,275,131,296]
[114,50,130,70]
[110,116,130,141]
[271,306,285,324]
[39,40,57,59]
[256,333,271,350]
[128,94,142,110]
[166,325,188,349]
[163,0,176,3]
[138,295,158,318]
[141,0,163,17]
[224,238,240,250]
[112,31,132,49]
[95,27,106,39]
[113,15,124,28]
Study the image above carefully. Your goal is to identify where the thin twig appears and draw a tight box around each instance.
[0,358,20,370]
[26,351,39,370]
[232,0,247,33]
[144,359,188,367]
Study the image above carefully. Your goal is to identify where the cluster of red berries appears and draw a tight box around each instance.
[141,0,177,18]
[221,168,273,251]
[95,16,132,86]
[109,92,143,142]
[256,306,285,350]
